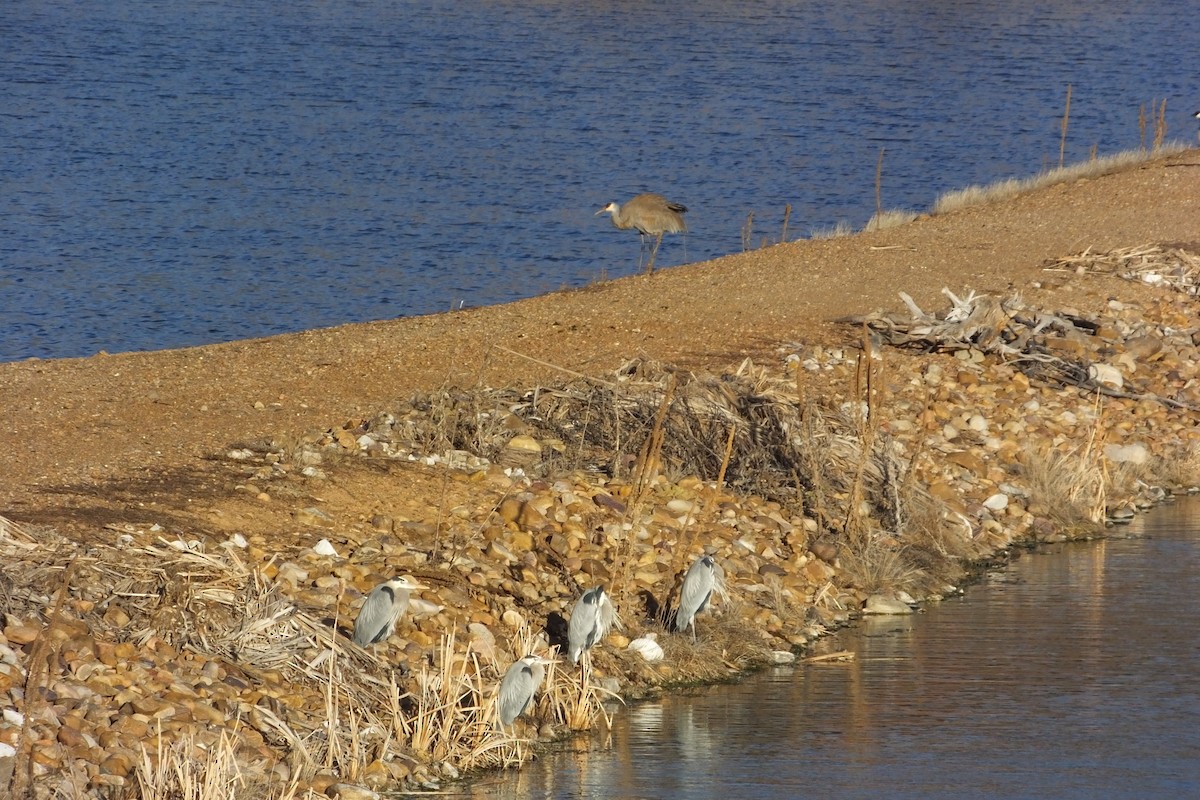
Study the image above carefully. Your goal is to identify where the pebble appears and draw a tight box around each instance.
[864,594,915,615]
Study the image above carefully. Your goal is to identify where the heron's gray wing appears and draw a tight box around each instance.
[498,661,535,725]
[567,589,605,661]
[677,560,714,627]
[353,585,395,646]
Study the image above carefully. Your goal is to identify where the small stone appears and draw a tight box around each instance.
[295,507,335,527]
[627,634,664,662]
[768,650,797,665]
[312,538,339,557]
[593,493,626,514]
[982,493,1009,511]
[327,783,380,800]
[1104,443,1149,465]
[3,625,39,645]
[864,594,914,615]
[506,435,543,453]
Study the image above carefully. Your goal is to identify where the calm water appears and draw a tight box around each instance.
[2,1,1197,361]
[476,499,1200,799]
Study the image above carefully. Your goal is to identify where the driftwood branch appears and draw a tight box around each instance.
[840,275,1200,413]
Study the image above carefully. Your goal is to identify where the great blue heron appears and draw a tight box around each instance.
[596,193,688,273]
[352,576,426,647]
[675,555,725,641]
[497,654,552,726]
[567,586,621,665]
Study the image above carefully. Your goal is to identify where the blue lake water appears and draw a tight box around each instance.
[2,0,1197,361]
[476,499,1200,800]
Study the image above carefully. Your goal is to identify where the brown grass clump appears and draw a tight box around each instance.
[1018,444,1107,532]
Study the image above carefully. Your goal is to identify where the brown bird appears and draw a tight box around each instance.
[596,193,688,273]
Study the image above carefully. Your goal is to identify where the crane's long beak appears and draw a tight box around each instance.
[594,208,606,216]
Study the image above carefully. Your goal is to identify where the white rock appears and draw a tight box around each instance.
[768,650,796,664]
[665,499,696,516]
[409,597,445,616]
[864,594,914,615]
[1088,363,1124,390]
[3,709,24,726]
[1103,443,1149,465]
[627,633,664,662]
[328,784,380,800]
[982,493,1009,511]
[312,538,339,557]
[226,533,248,549]
[967,414,989,433]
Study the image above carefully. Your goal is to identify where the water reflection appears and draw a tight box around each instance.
[472,500,1200,799]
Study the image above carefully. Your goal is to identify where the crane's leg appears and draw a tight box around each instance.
[646,233,664,274]
[637,234,649,271]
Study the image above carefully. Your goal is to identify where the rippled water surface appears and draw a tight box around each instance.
[475,500,1200,799]
[2,1,1197,360]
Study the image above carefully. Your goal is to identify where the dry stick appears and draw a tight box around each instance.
[741,211,754,251]
[715,424,737,488]
[803,650,856,663]
[875,147,886,221]
[1059,83,1072,168]
[1138,103,1148,150]
[629,376,676,620]
[780,203,792,243]
[1154,98,1167,151]
[843,327,880,547]
[491,344,618,388]
[13,558,78,798]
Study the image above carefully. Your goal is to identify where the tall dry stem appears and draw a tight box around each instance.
[1153,98,1167,151]
[874,147,885,219]
[1059,83,1072,167]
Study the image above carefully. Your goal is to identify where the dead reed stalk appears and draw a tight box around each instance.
[1059,83,1072,167]
[875,147,885,219]
[1153,98,1167,151]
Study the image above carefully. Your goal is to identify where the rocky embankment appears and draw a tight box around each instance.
[4,245,1200,799]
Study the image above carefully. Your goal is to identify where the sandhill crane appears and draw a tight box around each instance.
[596,193,688,273]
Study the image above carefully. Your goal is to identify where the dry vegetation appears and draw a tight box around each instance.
[3,149,1200,799]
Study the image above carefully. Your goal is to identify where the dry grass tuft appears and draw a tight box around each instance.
[809,220,856,240]
[1018,444,1107,531]
[136,726,296,800]
[863,208,920,233]
[932,146,1189,215]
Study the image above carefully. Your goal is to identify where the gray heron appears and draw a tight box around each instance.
[352,576,426,647]
[497,654,552,727]
[596,193,688,273]
[567,586,620,665]
[676,555,724,641]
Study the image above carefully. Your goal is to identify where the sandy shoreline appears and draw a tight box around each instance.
[2,151,1200,797]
